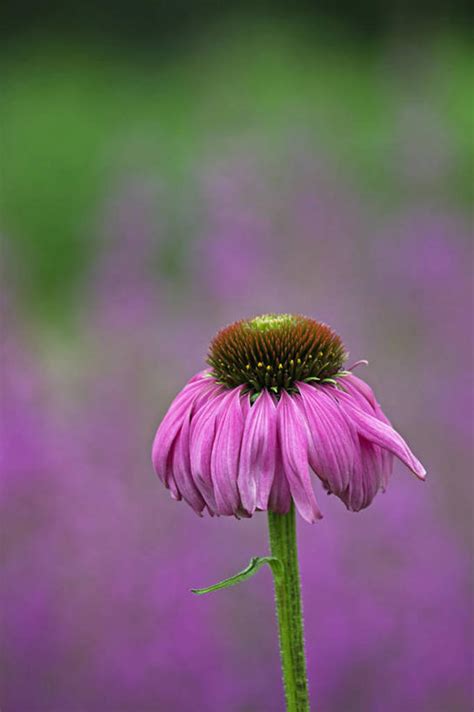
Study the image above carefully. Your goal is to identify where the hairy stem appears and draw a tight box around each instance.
[268,503,311,711]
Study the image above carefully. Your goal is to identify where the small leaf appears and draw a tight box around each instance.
[191,556,282,595]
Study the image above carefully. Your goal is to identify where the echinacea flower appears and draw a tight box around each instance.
[152,314,425,523]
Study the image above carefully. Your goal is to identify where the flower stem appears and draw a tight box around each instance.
[268,503,311,712]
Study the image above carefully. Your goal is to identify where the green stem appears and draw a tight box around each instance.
[268,503,311,712]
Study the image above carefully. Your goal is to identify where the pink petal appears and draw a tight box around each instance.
[188,369,213,384]
[370,436,394,491]
[337,375,396,487]
[359,439,387,503]
[189,391,229,512]
[268,437,292,514]
[152,374,220,501]
[152,377,209,484]
[339,373,377,411]
[347,359,369,370]
[335,391,426,480]
[277,391,323,523]
[342,436,382,511]
[297,383,354,495]
[238,389,277,514]
[211,388,245,515]
[339,373,392,426]
[172,407,206,514]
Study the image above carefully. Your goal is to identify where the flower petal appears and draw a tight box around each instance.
[268,437,291,514]
[152,374,220,498]
[297,383,354,495]
[339,373,377,412]
[335,391,426,480]
[188,369,213,384]
[238,389,277,514]
[189,390,229,512]
[361,439,386,502]
[338,374,397,487]
[342,436,382,511]
[211,389,245,515]
[277,391,323,523]
[152,378,206,484]
[172,407,206,514]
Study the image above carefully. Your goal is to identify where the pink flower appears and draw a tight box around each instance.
[152,315,426,522]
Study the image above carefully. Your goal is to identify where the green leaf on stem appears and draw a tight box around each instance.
[191,556,282,595]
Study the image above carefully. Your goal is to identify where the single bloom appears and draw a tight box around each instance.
[152,314,426,522]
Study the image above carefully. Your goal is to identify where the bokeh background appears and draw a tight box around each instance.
[1,3,473,711]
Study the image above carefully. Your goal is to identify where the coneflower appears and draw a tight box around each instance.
[151,314,426,711]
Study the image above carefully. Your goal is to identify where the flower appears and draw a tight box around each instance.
[151,314,426,522]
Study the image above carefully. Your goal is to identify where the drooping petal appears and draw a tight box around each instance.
[277,390,323,523]
[333,390,426,480]
[358,438,387,504]
[163,440,181,502]
[344,374,393,489]
[211,388,245,515]
[192,375,224,409]
[188,369,213,384]
[341,436,382,511]
[189,390,229,512]
[152,374,220,497]
[339,373,392,426]
[379,447,394,489]
[238,389,277,514]
[268,437,292,515]
[297,383,354,495]
[338,373,377,412]
[152,377,207,484]
[338,374,396,485]
[172,406,206,514]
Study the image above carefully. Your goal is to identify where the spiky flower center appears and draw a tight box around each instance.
[207,314,347,394]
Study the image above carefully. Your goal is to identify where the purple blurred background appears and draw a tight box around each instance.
[1,12,473,712]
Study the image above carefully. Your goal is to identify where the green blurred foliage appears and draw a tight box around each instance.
[1,22,472,313]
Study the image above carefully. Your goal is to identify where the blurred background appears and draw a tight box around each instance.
[1,2,473,711]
